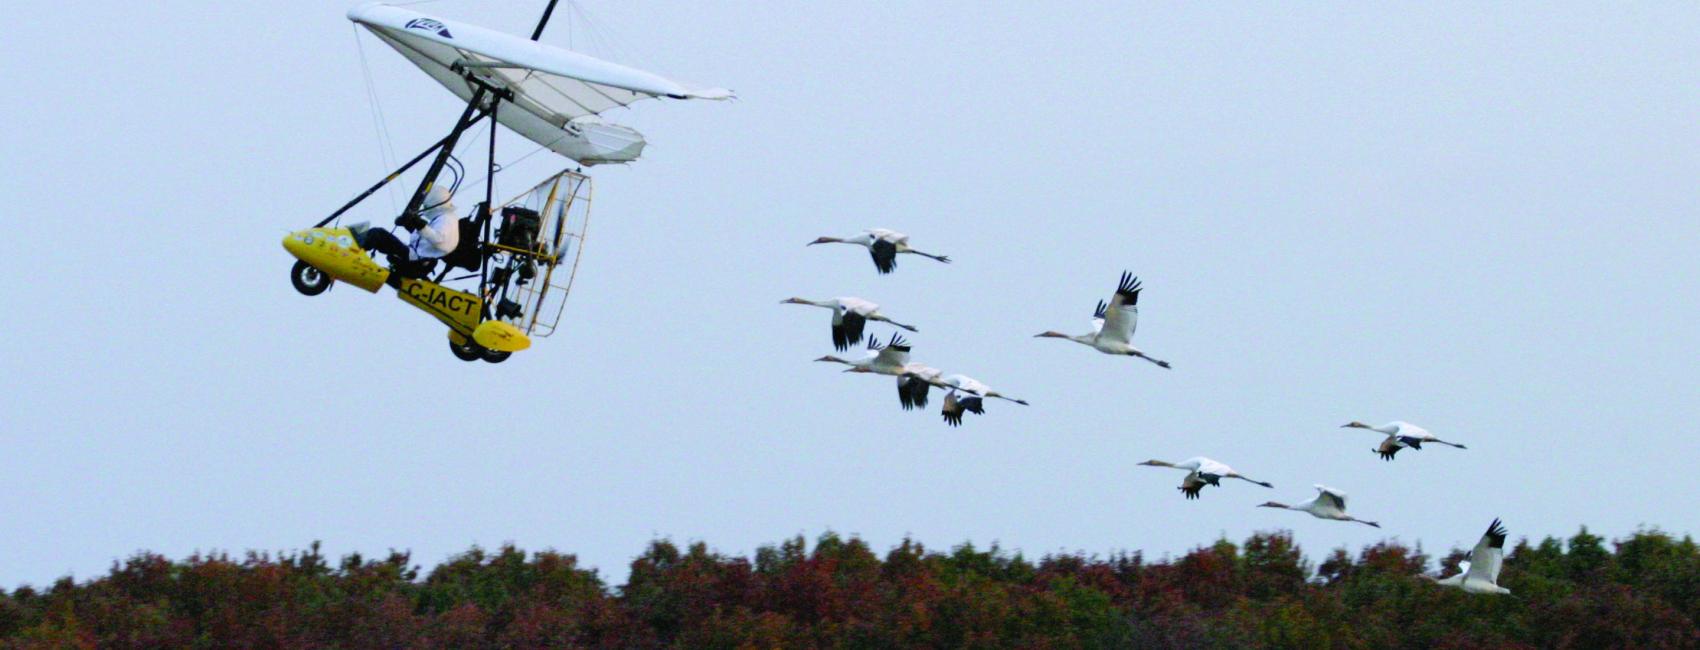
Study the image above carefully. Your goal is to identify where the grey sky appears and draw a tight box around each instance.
[4,1,1698,587]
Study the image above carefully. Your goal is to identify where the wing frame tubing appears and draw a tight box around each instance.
[477,97,499,322]
[314,123,481,228]
[399,86,491,224]
[314,73,516,229]
[530,0,561,40]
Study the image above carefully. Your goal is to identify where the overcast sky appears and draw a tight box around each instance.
[4,1,1698,587]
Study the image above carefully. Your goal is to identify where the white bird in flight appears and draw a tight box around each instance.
[930,374,1029,426]
[1258,485,1381,527]
[1035,271,1170,369]
[1139,457,1273,499]
[896,364,943,411]
[782,296,917,351]
[815,332,911,375]
[1342,421,1467,461]
[1424,518,1511,595]
[808,228,951,274]
[816,334,947,411]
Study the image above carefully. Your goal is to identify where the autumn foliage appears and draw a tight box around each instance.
[2,528,1697,648]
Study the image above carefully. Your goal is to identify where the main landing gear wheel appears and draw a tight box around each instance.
[480,348,512,364]
[449,339,482,362]
[291,260,332,296]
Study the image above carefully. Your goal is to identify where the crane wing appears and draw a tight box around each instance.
[869,239,898,274]
[1179,472,1207,499]
[872,333,910,367]
[1314,485,1347,510]
[867,228,905,242]
[941,392,965,426]
[1465,518,1508,584]
[897,375,920,410]
[838,297,879,315]
[1388,421,1429,438]
[1194,457,1231,478]
[1444,560,1472,580]
[897,366,938,410]
[832,310,867,352]
[1096,272,1141,345]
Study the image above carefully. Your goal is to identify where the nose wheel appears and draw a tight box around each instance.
[291,261,332,295]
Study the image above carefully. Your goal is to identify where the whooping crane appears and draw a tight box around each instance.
[1258,485,1381,527]
[808,229,951,274]
[897,364,942,411]
[931,375,1029,426]
[1139,457,1273,499]
[1035,271,1170,369]
[814,332,910,374]
[1424,519,1511,595]
[1342,421,1467,461]
[782,296,918,351]
[818,334,947,411]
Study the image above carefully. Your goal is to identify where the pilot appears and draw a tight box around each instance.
[357,184,461,280]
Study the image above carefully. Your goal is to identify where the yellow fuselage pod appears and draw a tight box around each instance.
[286,227,532,353]
[473,320,531,352]
[282,227,388,293]
[395,277,483,337]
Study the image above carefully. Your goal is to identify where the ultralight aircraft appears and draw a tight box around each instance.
[283,1,730,362]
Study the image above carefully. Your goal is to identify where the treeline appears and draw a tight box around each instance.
[1,528,1697,648]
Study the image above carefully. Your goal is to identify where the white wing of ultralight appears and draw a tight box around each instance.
[349,4,732,165]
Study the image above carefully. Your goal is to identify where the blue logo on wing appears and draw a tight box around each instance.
[404,18,453,39]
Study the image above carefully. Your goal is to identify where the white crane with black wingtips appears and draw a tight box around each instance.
[781,296,917,351]
[1342,421,1467,461]
[1424,519,1512,595]
[807,229,951,274]
[1138,457,1273,499]
[1036,271,1170,368]
[931,375,1029,427]
[1257,485,1381,527]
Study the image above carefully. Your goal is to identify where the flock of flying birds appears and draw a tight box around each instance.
[791,228,1512,596]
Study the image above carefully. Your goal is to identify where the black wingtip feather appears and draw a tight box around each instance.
[960,397,985,415]
[942,406,963,426]
[1485,518,1508,548]
[870,240,898,274]
[1115,271,1143,305]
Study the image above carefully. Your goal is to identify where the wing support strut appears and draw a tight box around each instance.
[314,73,516,228]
